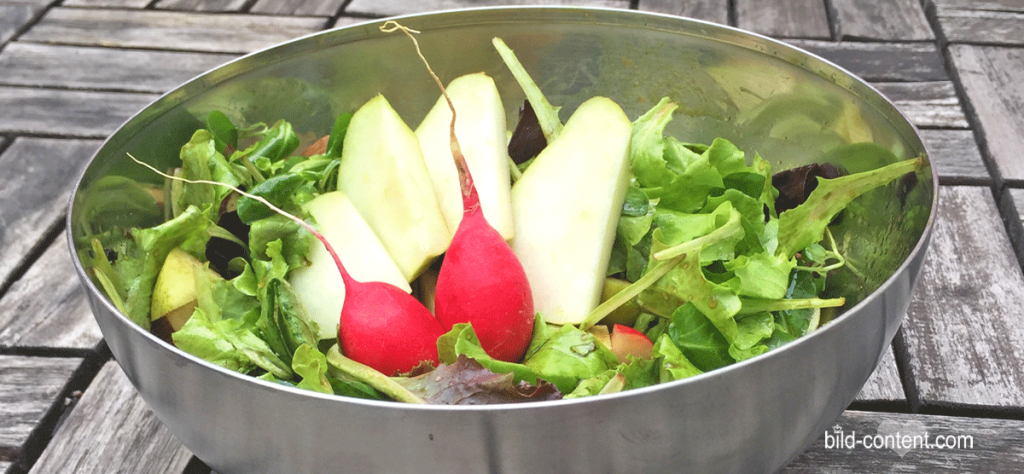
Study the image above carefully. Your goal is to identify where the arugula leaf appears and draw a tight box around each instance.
[776,156,924,257]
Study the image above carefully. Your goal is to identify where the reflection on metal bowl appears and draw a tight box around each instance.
[67,7,936,474]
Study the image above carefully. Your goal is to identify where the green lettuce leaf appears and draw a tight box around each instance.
[293,343,333,394]
[119,205,212,329]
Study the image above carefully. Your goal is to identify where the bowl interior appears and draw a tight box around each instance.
[71,8,933,310]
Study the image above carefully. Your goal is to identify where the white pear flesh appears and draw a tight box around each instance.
[510,97,632,325]
[288,191,411,340]
[415,72,514,240]
[337,94,452,281]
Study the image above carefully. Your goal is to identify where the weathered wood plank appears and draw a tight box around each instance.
[0,0,53,5]
[18,8,328,54]
[854,344,904,403]
[919,129,989,185]
[153,0,248,12]
[0,356,82,458]
[0,239,103,350]
[787,40,948,82]
[901,185,1024,408]
[948,45,1024,184]
[1,460,10,473]
[998,187,1024,265]
[783,410,1024,472]
[0,139,101,291]
[0,4,42,46]
[62,0,149,7]
[934,7,1024,45]
[831,0,934,41]
[735,0,831,39]
[344,0,629,18]
[0,87,158,137]
[250,0,345,17]
[28,361,194,474]
[871,82,968,129]
[931,0,1024,12]
[635,0,729,25]
[0,43,236,93]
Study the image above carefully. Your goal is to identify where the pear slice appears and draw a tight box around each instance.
[289,191,410,340]
[151,247,221,328]
[338,94,452,281]
[415,72,514,240]
[510,97,633,325]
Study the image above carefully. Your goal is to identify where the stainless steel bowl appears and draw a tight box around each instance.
[67,7,936,474]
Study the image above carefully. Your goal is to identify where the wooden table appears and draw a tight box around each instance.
[2,0,1024,472]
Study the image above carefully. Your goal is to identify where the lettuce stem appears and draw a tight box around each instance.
[326,345,425,404]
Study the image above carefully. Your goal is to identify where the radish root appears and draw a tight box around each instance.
[126,153,354,286]
[380,20,478,211]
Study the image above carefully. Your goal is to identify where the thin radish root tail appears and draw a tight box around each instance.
[380,20,479,212]
[126,153,353,284]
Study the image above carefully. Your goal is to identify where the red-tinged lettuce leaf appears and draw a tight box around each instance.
[396,355,561,405]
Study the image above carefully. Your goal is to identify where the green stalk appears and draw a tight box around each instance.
[507,156,523,182]
[326,345,425,404]
[492,37,563,142]
[737,297,845,315]
[651,210,744,261]
[579,254,686,330]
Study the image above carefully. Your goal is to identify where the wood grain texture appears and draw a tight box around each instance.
[0,0,53,5]
[0,355,82,455]
[948,44,1024,184]
[854,344,905,403]
[934,7,1024,45]
[0,239,103,350]
[999,187,1024,265]
[0,139,100,289]
[18,8,328,54]
[831,0,934,41]
[901,185,1024,408]
[0,43,235,93]
[28,361,194,474]
[154,0,248,12]
[787,40,947,82]
[0,87,158,137]
[635,0,729,24]
[62,0,150,7]
[735,0,831,39]
[783,410,1024,472]
[250,0,345,16]
[344,0,628,17]
[872,82,968,129]
[919,129,989,185]
[0,4,42,45]
[931,0,1024,12]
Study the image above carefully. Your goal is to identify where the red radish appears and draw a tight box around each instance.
[609,324,654,364]
[128,155,444,376]
[381,21,535,362]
